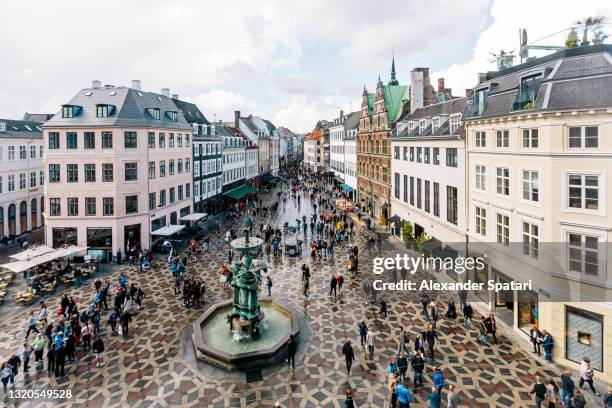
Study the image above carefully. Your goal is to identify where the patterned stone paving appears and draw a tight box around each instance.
[0,186,566,407]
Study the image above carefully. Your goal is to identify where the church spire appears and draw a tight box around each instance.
[389,53,399,86]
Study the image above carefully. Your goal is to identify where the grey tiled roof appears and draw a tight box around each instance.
[22,113,53,123]
[0,119,43,139]
[241,117,259,134]
[343,111,360,133]
[172,98,210,125]
[44,86,192,129]
[464,45,612,121]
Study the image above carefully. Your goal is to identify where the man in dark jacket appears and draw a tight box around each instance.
[425,325,439,362]
[120,310,132,339]
[358,321,368,349]
[463,302,474,329]
[411,351,425,388]
[341,339,355,375]
[396,352,408,382]
[287,334,297,370]
[529,376,547,408]
[560,371,575,408]
[329,275,337,298]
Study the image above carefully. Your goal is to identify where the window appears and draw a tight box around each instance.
[149,192,156,211]
[475,131,486,147]
[159,133,165,148]
[186,134,190,146]
[84,132,95,149]
[102,164,113,182]
[149,108,161,120]
[19,173,25,189]
[30,172,36,188]
[8,146,15,160]
[186,183,190,198]
[19,146,26,159]
[67,164,78,182]
[450,115,461,133]
[177,134,183,147]
[424,148,430,164]
[49,164,60,183]
[402,175,408,203]
[522,222,539,259]
[475,165,486,191]
[68,198,79,216]
[40,171,44,186]
[124,163,138,181]
[568,233,599,276]
[568,174,599,210]
[148,132,155,148]
[160,160,166,177]
[394,146,400,160]
[416,178,422,209]
[0,176,2,193]
[30,145,36,158]
[85,197,96,216]
[148,162,156,179]
[416,147,422,163]
[410,176,414,206]
[402,147,408,160]
[169,160,175,175]
[48,132,59,149]
[433,148,439,165]
[496,130,509,148]
[159,190,166,206]
[394,173,400,199]
[475,206,486,236]
[186,158,190,172]
[103,197,114,216]
[178,185,183,200]
[67,132,78,149]
[167,111,178,122]
[169,187,175,204]
[62,105,76,118]
[409,147,414,161]
[49,198,61,216]
[169,133,175,147]
[424,180,430,212]
[447,186,458,225]
[522,170,539,202]
[496,213,510,246]
[84,164,96,182]
[124,131,137,148]
[433,182,440,217]
[102,132,113,148]
[496,167,510,196]
[568,126,598,148]
[177,159,183,173]
[522,129,538,148]
[96,104,110,118]
[446,148,457,167]
[125,195,138,214]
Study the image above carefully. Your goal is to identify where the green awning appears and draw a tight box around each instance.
[223,184,255,200]
[340,183,354,192]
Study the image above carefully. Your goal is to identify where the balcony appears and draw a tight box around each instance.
[511,91,536,112]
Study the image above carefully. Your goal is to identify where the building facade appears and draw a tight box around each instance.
[463,45,612,381]
[220,126,246,190]
[0,119,45,240]
[329,111,346,182]
[303,130,322,171]
[42,81,192,260]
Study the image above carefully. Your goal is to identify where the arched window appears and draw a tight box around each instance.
[31,199,37,229]
[8,204,16,236]
[20,201,27,234]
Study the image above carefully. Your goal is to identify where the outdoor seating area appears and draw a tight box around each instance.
[0,271,15,304]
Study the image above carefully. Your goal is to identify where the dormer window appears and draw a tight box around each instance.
[96,104,115,118]
[512,74,543,111]
[419,120,426,134]
[62,105,82,118]
[166,111,178,122]
[211,125,216,136]
[147,108,161,120]
[432,118,440,132]
[0,122,6,132]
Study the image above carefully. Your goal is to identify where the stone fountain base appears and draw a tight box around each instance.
[192,298,300,372]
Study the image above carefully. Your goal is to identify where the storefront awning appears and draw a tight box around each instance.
[9,245,55,261]
[223,184,255,200]
[260,173,279,184]
[180,212,208,222]
[151,225,186,237]
[340,183,354,192]
[1,245,87,273]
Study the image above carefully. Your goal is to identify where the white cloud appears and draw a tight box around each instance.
[189,89,257,124]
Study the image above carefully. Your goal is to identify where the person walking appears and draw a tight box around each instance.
[344,387,355,408]
[342,339,355,375]
[266,276,273,297]
[330,275,338,298]
[398,328,410,354]
[428,386,441,408]
[462,302,474,329]
[287,334,297,371]
[476,319,489,346]
[432,367,444,395]
[46,344,56,374]
[579,356,599,396]
[411,351,425,388]
[547,379,561,407]
[447,384,460,408]
[1,363,13,393]
[542,330,553,362]
[560,371,575,408]
[426,325,439,362]
[366,327,376,359]
[358,321,368,349]
[7,353,21,381]
[572,390,586,408]
[395,380,413,408]
[530,376,547,408]
[484,313,498,344]
[120,309,132,339]
[22,342,33,373]
[32,334,45,369]
[396,352,408,382]
[336,273,344,296]
[92,335,105,367]
[530,326,543,355]
[25,311,39,339]
[604,387,612,407]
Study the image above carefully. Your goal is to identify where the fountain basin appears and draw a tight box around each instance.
[192,297,300,372]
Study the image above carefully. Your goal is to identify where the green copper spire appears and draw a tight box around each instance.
[389,54,399,86]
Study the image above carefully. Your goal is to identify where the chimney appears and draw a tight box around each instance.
[437,78,445,93]
[477,73,487,84]
[92,80,101,89]
[171,93,178,100]
[161,88,170,97]
[465,89,473,97]
[131,80,142,90]
[340,110,344,123]
[234,110,241,127]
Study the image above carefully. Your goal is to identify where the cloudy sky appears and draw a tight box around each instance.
[2,0,611,132]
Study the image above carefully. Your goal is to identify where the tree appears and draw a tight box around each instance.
[415,232,428,253]
[565,27,579,48]
[401,221,413,243]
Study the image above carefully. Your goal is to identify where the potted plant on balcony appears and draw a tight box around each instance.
[401,221,414,249]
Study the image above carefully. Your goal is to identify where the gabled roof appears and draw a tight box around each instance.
[240,116,260,134]
[383,85,409,123]
[44,86,192,129]
[304,130,323,141]
[0,119,43,140]
[343,111,360,132]
[172,98,210,125]
[22,113,53,123]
